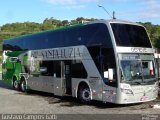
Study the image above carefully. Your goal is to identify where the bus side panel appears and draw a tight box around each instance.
[102,84,117,103]
[54,77,65,96]
[27,76,43,91]
[26,75,55,94]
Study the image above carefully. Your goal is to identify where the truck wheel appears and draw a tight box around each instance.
[78,85,91,103]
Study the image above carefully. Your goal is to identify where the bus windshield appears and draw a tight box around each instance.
[111,23,152,47]
[119,54,156,84]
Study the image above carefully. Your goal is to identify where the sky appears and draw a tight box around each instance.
[0,0,160,26]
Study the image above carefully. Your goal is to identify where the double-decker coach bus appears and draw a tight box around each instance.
[2,19,159,104]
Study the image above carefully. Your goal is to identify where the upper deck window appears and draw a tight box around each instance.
[3,23,112,51]
[111,23,152,48]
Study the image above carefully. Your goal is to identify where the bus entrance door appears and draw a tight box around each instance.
[54,61,72,96]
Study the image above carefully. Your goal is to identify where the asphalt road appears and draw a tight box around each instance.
[0,80,160,120]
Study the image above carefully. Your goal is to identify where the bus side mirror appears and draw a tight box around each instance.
[108,68,114,81]
[104,68,114,81]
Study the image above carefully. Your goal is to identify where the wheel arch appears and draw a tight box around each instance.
[76,81,93,100]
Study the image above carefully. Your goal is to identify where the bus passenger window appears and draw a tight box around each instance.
[102,48,117,87]
[40,61,54,76]
[72,60,87,78]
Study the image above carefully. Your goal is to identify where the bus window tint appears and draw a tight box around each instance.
[78,23,112,47]
[40,61,54,76]
[39,61,68,77]
[111,23,151,47]
[71,60,87,78]
[88,46,117,87]
[3,23,112,51]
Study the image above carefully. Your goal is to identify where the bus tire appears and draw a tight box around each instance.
[20,77,27,92]
[78,84,91,104]
[13,77,20,90]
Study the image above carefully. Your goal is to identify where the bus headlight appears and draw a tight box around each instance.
[121,88,133,95]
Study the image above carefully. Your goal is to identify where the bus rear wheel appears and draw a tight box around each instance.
[78,85,91,104]
[20,78,27,92]
[13,78,20,90]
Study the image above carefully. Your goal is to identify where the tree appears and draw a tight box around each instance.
[139,22,160,48]
[154,36,160,48]
[62,20,69,26]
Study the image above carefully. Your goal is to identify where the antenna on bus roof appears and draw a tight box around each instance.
[98,5,116,19]
[113,11,116,19]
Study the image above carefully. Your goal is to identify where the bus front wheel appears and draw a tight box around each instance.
[78,85,91,104]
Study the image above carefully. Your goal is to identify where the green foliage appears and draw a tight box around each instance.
[154,36,160,48]
[138,22,160,48]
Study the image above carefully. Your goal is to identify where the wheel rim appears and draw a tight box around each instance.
[82,88,91,101]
